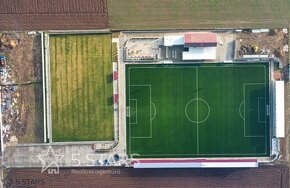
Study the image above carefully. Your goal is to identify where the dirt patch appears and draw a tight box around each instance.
[1,32,44,144]
[6,33,42,82]
[285,83,290,165]
[0,32,42,83]
[0,0,108,30]
[3,165,290,188]
[16,84,44,143]
[236,29,289,64]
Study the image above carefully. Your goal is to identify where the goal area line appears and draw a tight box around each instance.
[128,85,152,140]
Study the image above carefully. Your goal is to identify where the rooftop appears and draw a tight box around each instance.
[184,33,217,44]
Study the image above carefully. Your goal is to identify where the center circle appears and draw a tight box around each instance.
[185,98,210,123]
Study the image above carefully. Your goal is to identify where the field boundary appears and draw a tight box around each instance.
[44,33,52,143]
[128,65,267,70]
[127,64,269,157]
[47,30,111,35]
[40,32,47,143]
[150,102,157,121]
[196,68,199,154]
[46,32,115,143]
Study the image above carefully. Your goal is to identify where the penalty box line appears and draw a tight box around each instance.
[196,68,199,155]
[129,99,137,124]
[258,97,266,123]
[243,83,267,138]
[129,85,153,139]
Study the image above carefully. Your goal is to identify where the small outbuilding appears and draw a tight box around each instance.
[163,33,218,60]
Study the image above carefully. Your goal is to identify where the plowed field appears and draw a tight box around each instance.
[0,0,108,30]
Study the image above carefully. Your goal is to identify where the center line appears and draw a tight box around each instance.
[196,67,199,154]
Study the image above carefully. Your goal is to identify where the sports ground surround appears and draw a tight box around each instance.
[126,63,270,158]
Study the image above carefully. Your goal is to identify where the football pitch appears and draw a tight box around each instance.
[126,63,270,158]
[49,33,114,142]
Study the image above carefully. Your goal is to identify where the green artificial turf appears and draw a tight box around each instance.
[126,63,270,158]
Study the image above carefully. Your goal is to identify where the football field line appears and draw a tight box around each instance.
[129,84,152,139]
[258,97,266,123]
[239,100,245,120]
[137,151,268,156]
[128,66,268,156]
[150,102,157,121]
[128,65,267,70]
[196,68,199,154]
[138,147,268,156]
[129,99,137,124]
[243,83,267,138]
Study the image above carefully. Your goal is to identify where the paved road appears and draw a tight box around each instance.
[3,165,289,188]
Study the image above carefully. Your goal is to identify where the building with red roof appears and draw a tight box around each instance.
[184,33,217,48]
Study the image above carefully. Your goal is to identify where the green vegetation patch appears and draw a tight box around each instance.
[108,0,290,29]
[49,33,114,142]
[126,63,270,158]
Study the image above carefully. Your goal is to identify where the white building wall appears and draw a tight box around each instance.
[274,81,285,138]
[182,47,216,60]
[164,35,184,46]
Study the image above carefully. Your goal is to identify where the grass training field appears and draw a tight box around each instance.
[108,0,290,29]
[49,33,114,142]
[126,63,270,158]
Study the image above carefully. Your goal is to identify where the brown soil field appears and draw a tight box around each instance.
[8,33,42,82]
[3,165,289,188]
[16,84,44,143]
[1,32,44,143]
[0,0,108,30]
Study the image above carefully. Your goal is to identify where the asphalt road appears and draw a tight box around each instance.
[3,165,289,188]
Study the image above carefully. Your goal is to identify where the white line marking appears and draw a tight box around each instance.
[150,102,156,121]
[185,98,210,124]
[258,97,266,123]
[128,65,269,155]
[239,100,245,120]
[266,105,270,115]
[196,68,199,154]
[243,83,267,138]
[129,85,152,139]
[150,85,152,137]
[128,65,267,69]
[129,99,137,124]
[129,66,131,153]
[130,84,151,86]
[126,106,130,117]
[136,151,268,156]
